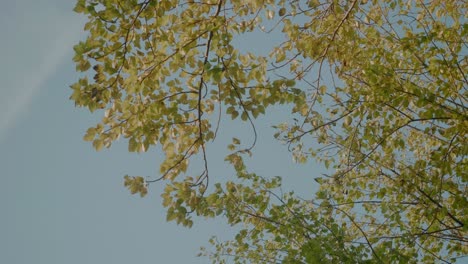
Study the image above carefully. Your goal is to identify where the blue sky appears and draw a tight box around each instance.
[0,1,317,263]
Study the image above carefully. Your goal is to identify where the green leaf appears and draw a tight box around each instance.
[278,8,286,17]
[83,128,96,141]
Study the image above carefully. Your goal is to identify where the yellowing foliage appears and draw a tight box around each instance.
[71,0,467,262]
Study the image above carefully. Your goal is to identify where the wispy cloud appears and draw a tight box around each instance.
[0,1,84,143]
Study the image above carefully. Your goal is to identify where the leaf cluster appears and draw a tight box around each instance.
[71,0,468,263]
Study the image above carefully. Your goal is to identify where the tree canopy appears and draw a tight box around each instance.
[71,0,467,262]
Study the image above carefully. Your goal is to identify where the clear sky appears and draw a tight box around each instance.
[0,1,317,263]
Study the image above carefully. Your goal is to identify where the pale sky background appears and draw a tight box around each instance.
[0,1,317,263]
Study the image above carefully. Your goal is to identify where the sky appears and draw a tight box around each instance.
[0,1,317,263]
